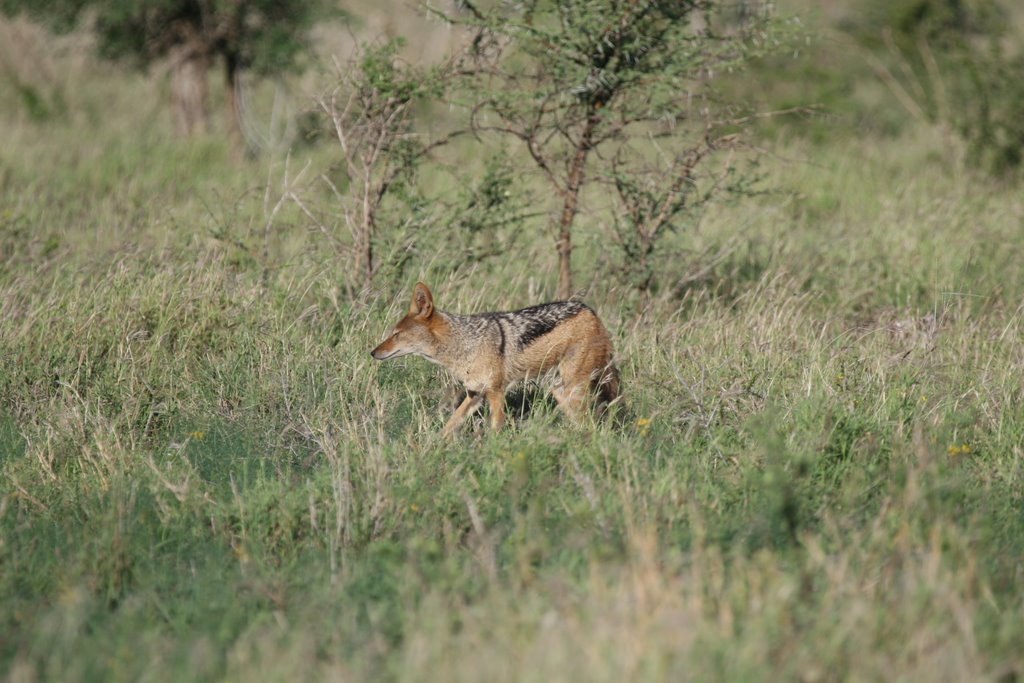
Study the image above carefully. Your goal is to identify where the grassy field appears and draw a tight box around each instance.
[2,14,1024,683]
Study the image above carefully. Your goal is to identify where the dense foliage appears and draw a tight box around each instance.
[447,0,780,297]
[0,0,339,141]
[0,0,335,72]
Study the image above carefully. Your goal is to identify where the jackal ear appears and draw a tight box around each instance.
[410,282,434,318]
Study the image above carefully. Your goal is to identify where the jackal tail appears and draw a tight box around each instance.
[594,360,622,417]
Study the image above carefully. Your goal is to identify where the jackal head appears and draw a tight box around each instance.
[370,282,441,361]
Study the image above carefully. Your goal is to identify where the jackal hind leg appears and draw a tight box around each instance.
[553,347,591,423]
[555,339,614,423]
[442,392,484,438]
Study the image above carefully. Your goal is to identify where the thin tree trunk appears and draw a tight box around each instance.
[363,226,374,290]
[169,41,210,137]
[555,113,598,300]
[224,52,246,161]
[361,183,375,290]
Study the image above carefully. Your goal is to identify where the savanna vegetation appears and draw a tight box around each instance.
[1,1,1023,681]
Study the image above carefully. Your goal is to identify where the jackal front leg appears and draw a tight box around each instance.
[486,388,506,432]
[442,392,484,438]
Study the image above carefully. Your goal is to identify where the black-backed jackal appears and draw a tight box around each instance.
[371,283,620,437]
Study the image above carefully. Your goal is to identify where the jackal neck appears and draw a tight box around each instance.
[427,311,473,369]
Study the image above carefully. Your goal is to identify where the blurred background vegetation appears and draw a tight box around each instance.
[2,0,1022,294]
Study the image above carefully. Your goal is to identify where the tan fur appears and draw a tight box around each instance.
[370,283,620,437]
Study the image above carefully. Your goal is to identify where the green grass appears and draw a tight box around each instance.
[2,20,1024,683]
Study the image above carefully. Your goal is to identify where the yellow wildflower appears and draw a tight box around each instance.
[948,443,971,457]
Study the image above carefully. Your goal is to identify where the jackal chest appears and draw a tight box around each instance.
[456,367,493,394]
[450,354,503,393]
